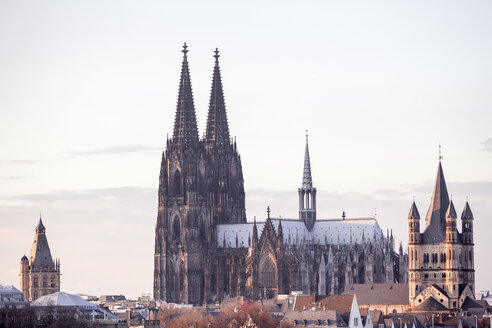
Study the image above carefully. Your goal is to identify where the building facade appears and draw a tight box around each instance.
[407,160,475,311]
[20,218,61,301]
[153,44,406,305]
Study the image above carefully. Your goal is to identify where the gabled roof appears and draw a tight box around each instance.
[422,161,449,244]
[413,297,448,312]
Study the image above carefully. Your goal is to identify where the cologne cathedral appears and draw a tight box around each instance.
[153,44,406,305]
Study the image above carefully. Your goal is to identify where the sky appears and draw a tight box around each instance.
[0,0,491,299]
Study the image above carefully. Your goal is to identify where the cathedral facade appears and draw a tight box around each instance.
[153,44,406,305]
[407,160,475,311]
[19,218,61,301]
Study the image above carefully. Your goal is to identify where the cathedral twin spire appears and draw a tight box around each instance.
[172,43,230,151]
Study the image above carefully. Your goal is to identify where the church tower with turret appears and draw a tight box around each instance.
[20,217,61,301]
[153,44,246,304]
[408,157,475,311]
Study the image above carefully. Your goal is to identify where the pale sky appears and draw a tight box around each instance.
[1,0,491,298]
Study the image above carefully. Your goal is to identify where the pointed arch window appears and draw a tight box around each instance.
[260,256,276,288]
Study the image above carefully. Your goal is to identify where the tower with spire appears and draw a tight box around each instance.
[20,216,61,301]
[298,131,317,231]
[407,154,475,311]
[153,44,246,304]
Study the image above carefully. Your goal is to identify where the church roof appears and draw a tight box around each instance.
[172,43,199,151]
[422,161,449,244]
[29,218,55,270]
[461,201,474,220]
[217,217,384,248]
[205,48,230,151]
[343,283,409,305]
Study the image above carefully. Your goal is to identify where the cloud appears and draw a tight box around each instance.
[10,159,38,164]
[482,138,492,152]
[65,145,162,157]
[0,175,33,180]
[9,186,155,205]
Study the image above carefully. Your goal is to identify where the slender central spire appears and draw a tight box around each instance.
[206,47,230,152]
[302,130,313,189]
[172,42,199,151]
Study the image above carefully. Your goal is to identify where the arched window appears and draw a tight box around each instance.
[173,171,181,196]
[260,256,276,288]
[33,276,38,288]
[42,275,48,287]
[50,275,56,288]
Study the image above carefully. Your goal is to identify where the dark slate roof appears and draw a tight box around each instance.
[461,202,474,220]
[30,219,55,270]
[413,297,448,312]
[461,297,487,311]
[343,283,409,305]
[446,200,457,219]
[408,202,420,220]
[422,161,449,244]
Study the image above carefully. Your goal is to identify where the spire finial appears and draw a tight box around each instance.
[305,130,309,143]
[214,47,220,63]
[439,143,443,161]
[466,195,469,202]
[267,206,271,219]
[413,195,415,202]
[182,42,188,56]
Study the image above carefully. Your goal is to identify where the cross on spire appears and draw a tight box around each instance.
[182,42,188,56]
[267,206,271,219]
[305,130,309,142]
[214,48,220,62]
[439,143,443,161]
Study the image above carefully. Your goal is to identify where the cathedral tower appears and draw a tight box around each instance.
[153,45,246,304]
[298,132,316,231]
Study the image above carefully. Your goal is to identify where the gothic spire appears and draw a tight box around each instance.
[422,160,450,243]
[205,48,230,152]
[425,161,450,226]
[172,43,199,151]
[302,131,313,189]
